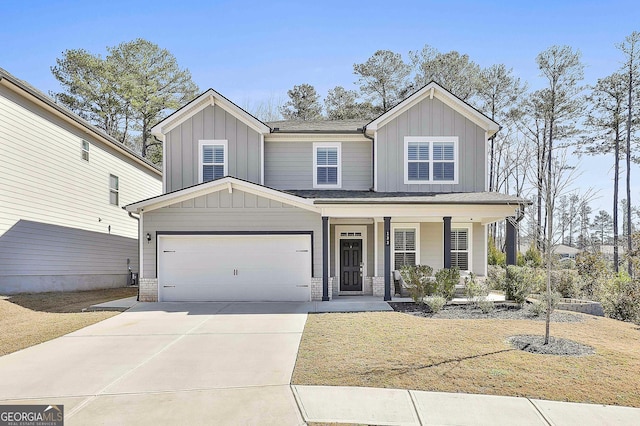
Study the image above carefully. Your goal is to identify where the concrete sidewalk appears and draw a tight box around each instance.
[293,385,640,426]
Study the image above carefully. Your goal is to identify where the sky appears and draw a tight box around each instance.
[2,0,640,213]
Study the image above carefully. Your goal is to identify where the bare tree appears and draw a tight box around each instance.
[324,86,375,120]
[536,45,584,344]
[242,94,284,122]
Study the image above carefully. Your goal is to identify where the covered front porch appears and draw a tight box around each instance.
[307,192,525,301]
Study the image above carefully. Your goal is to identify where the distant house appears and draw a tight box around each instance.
[0,68,162,294]
[554,244,581,260]
[125,82,528,302]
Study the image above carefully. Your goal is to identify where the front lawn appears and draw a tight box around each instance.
[0,287,137,356]
[292,310,640,407]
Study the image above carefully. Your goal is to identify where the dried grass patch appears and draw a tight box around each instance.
[0,287,136,356]
[292,311,640,407]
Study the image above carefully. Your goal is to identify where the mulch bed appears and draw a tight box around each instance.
[388,301,584,322]
[508,335,595,356]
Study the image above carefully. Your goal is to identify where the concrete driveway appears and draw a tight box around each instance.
[0,302,309,425]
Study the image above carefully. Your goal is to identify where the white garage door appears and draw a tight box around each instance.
[158,234,312,302]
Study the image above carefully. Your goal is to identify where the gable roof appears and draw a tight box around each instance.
[0,67,161,176]
[124,176,317,213]
[365,81,500,137]
[151,88,271,137]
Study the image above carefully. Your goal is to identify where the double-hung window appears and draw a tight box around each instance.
[199,140,228,183]
[404,137,458,184]
[393,227,418,270]
[313,142,341,188]
[81,140,90,161]
[451,228,470,270]
[109,174,119,206]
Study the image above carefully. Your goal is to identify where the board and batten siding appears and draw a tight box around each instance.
[264,140,372,190]
[0,85,161,292]
[374,221,486,276]
[376,96,487,192]
[141,188,322,279]
[165,105,262,192]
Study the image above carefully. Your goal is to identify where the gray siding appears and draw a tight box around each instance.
[166,105,262,192]
[264,140,372,190]
[374,221,486,276]
[142,189,322,278]
[376,97,486,192]
[0,220,137,293]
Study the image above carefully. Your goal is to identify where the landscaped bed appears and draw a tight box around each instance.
[0,287,137,356]
[292,306,640,407]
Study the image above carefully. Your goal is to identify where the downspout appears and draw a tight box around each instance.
[127,211,141,301]
[361,128,375,191]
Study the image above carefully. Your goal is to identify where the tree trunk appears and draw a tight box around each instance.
[614,129,620,272]
[626,58,634,277]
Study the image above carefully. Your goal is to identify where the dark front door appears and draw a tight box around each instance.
[340,239,362,291]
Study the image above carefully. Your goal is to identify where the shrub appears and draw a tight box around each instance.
[399,264,434,305]
[528,291,561,317]
[486,265,506,291]
[550,269,580,298]
[434,267,460,301]
[516,251,526,267]
[505,265,535,305]
[478,299,495,314]
[524,244,543,267]
[488,236,506,266]
[600,273,640,323]
[575,251,608,280]
[464,272,488,307]
[425,296,446,313]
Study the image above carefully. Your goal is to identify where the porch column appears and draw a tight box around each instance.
[443,216,452,269]
[384,216,391,301]
[322,216,329,301]
[506,216,517,266]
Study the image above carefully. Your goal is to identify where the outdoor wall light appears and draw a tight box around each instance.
[146,233,152,243]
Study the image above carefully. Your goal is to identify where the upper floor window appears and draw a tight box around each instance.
[199,140,228,183]
[109,174,119,206]
[404,136,458,184]
[451,227,470,270]
[81,140,90,161]
[313,142,341,188]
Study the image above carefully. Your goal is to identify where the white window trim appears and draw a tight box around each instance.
[109,174,119,206]
[313,142,342,189]
[334,225,368,289]
[450,223,473,272]
[404,136,459,184]
[198,140,228,183]
[81,140,90,161]
[391,223,420,272]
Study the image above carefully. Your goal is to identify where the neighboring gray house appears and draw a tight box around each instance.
[0,69,162,293]
[126,82,527,302]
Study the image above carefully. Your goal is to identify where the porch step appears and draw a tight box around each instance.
[454,284,466,298]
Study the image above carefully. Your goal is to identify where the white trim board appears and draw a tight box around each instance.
[334,225,368,291]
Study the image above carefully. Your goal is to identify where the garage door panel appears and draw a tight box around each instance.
[158,235,311,302]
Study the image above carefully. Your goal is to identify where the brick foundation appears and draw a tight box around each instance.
[372,276,386,297]
[138,278,158,302]
[311,277,334,301]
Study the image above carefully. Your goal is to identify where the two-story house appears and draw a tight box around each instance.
[0,68,162,293]
[125,82,526,302]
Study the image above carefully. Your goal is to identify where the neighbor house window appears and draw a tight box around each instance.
[404,137,458,184]
[393,227,418,270]
[451,228,469,270]
[81,140,90,161]
[199,140,228,183]
[109,174,119,206]
[313,142,341,188]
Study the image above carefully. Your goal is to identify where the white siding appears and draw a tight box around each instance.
[0,85,162,291]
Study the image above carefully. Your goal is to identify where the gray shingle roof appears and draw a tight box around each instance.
[284,190,530,205]
[266,119,367,132]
